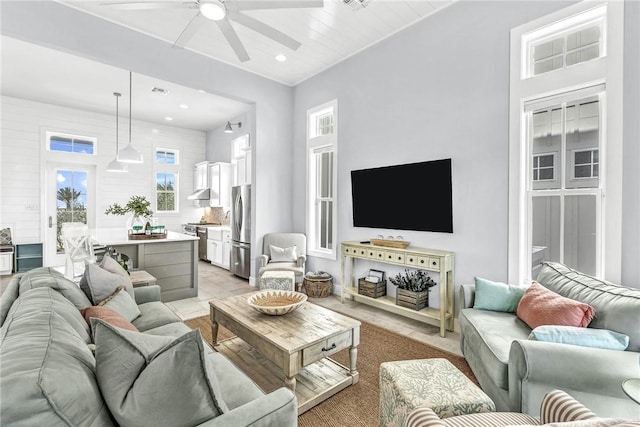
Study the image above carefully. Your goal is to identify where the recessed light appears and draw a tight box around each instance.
[179,104,189,109]
[164,117,173,121]
[275,54,287,62]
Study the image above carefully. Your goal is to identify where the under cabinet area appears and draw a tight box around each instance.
[341,241,454,337]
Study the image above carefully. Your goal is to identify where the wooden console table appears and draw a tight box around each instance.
[340,241,455,337]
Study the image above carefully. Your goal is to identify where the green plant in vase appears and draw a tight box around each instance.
[389,269,437,292]
[105,195,153,232]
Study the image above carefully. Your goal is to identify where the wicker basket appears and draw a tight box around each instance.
[303,272,333,298]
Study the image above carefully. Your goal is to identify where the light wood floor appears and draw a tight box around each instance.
[166,261,463,356]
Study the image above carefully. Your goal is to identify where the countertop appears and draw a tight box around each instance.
[92,228,198,246]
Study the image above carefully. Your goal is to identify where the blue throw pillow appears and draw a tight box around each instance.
[473,277,527,313]
[529,325,629,350]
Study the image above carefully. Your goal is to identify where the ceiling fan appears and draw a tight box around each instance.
[100,0,324,62]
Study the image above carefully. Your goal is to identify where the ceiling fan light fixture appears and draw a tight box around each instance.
[200,1,226,21]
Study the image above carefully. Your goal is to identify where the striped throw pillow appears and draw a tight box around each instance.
[540,390,596,423]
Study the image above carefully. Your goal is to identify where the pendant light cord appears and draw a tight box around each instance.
[129,71,132,144]
[114,92,120,151]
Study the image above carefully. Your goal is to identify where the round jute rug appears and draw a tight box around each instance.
[184,316,476,427]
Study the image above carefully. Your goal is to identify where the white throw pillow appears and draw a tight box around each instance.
[270,245,297,262]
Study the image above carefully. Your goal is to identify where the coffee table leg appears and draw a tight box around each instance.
[211,320,219,346]
[284,375,297,392]
[349,345,359,377]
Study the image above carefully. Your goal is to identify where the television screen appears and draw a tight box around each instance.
[350,158,453,233]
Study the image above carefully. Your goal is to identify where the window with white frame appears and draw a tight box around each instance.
[509,1,623,285]
[306,100,337,259]
[573,148,599,179]
[154,148,179,212]
[46,131,96,155]
[532,153,556,182]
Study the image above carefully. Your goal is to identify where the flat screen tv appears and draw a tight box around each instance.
[351,158,453,233]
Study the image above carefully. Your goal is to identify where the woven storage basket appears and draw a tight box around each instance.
[303,272,333,298]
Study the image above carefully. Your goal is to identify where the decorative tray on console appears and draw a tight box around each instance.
[370,239,410,249]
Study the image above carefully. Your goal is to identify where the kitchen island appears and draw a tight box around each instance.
[92,229,199,302]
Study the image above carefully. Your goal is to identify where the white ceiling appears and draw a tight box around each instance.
[57,0,454,86]
[0,36,251,131]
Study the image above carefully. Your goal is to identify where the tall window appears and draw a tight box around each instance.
[306,100,338,259]
[527,92,603,277]
[509,1,623,284]
[154,148,178,212]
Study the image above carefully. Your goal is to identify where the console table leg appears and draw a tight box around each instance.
[284,375,297,392]
[349,345,359,382]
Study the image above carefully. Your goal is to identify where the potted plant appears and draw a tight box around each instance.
[390,269,437,310]
[105,195,153,232]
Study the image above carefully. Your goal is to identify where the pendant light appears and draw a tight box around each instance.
[106,92,128,173]
[118,71,144,163]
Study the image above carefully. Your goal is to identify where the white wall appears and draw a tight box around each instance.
[0,95,205,258]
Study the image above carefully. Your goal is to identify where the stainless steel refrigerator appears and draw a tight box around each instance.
[230,184,251,279]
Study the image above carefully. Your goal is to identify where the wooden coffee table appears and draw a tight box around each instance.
[209,292,361,414]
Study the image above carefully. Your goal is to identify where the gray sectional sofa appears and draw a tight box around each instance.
[0,267,298,426]
[458,262,640,418]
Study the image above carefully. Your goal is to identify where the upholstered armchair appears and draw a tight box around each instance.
[258,233,306,284]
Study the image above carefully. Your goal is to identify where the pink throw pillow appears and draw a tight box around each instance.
[81,306,139,332]
[516,282,595,329]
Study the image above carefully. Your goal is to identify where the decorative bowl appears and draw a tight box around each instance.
[247,290,308,316]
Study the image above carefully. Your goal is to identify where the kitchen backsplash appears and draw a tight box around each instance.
[204,207,231,226]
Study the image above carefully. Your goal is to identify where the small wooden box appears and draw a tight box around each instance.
[396,288,429,310]
[358,278,386,298]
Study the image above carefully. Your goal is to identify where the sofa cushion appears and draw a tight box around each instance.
[131,301,181,332]
[98,287,140,322]
[536,262,640,352]
[99,255,135,300]
[516,282,595,329]
[82,306,139,333]
[0,298,114,426]
[529,325,629,351]
[18,267,92,310]
[459,308,531,389]
[473,277,527,313]
[92,319,228,427]
[80,262,131,305]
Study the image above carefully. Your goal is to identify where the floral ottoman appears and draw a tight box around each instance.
[379,358,495,427]
[258,270,295,291]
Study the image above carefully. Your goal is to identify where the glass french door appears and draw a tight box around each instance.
[46,164,94,267]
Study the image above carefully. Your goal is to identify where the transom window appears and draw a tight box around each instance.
[156,149,177,164]
[523,4,606,78]
[47,132,96,155]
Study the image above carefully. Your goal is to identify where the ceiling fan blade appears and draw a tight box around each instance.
[100,1,198,10]
[228,11,300,51]
[226,0,323,11]
[173,12,207,47]
[215,19,250,62]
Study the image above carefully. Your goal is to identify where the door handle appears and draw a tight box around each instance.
[48,216,53,228]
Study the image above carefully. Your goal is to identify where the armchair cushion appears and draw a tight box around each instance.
[269,245,297,262]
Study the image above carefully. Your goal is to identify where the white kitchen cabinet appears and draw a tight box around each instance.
[194,161,209,190]
[208,162,231,207]
[207,227,231,270]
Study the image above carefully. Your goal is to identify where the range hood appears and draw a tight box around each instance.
[187,188,210,200]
